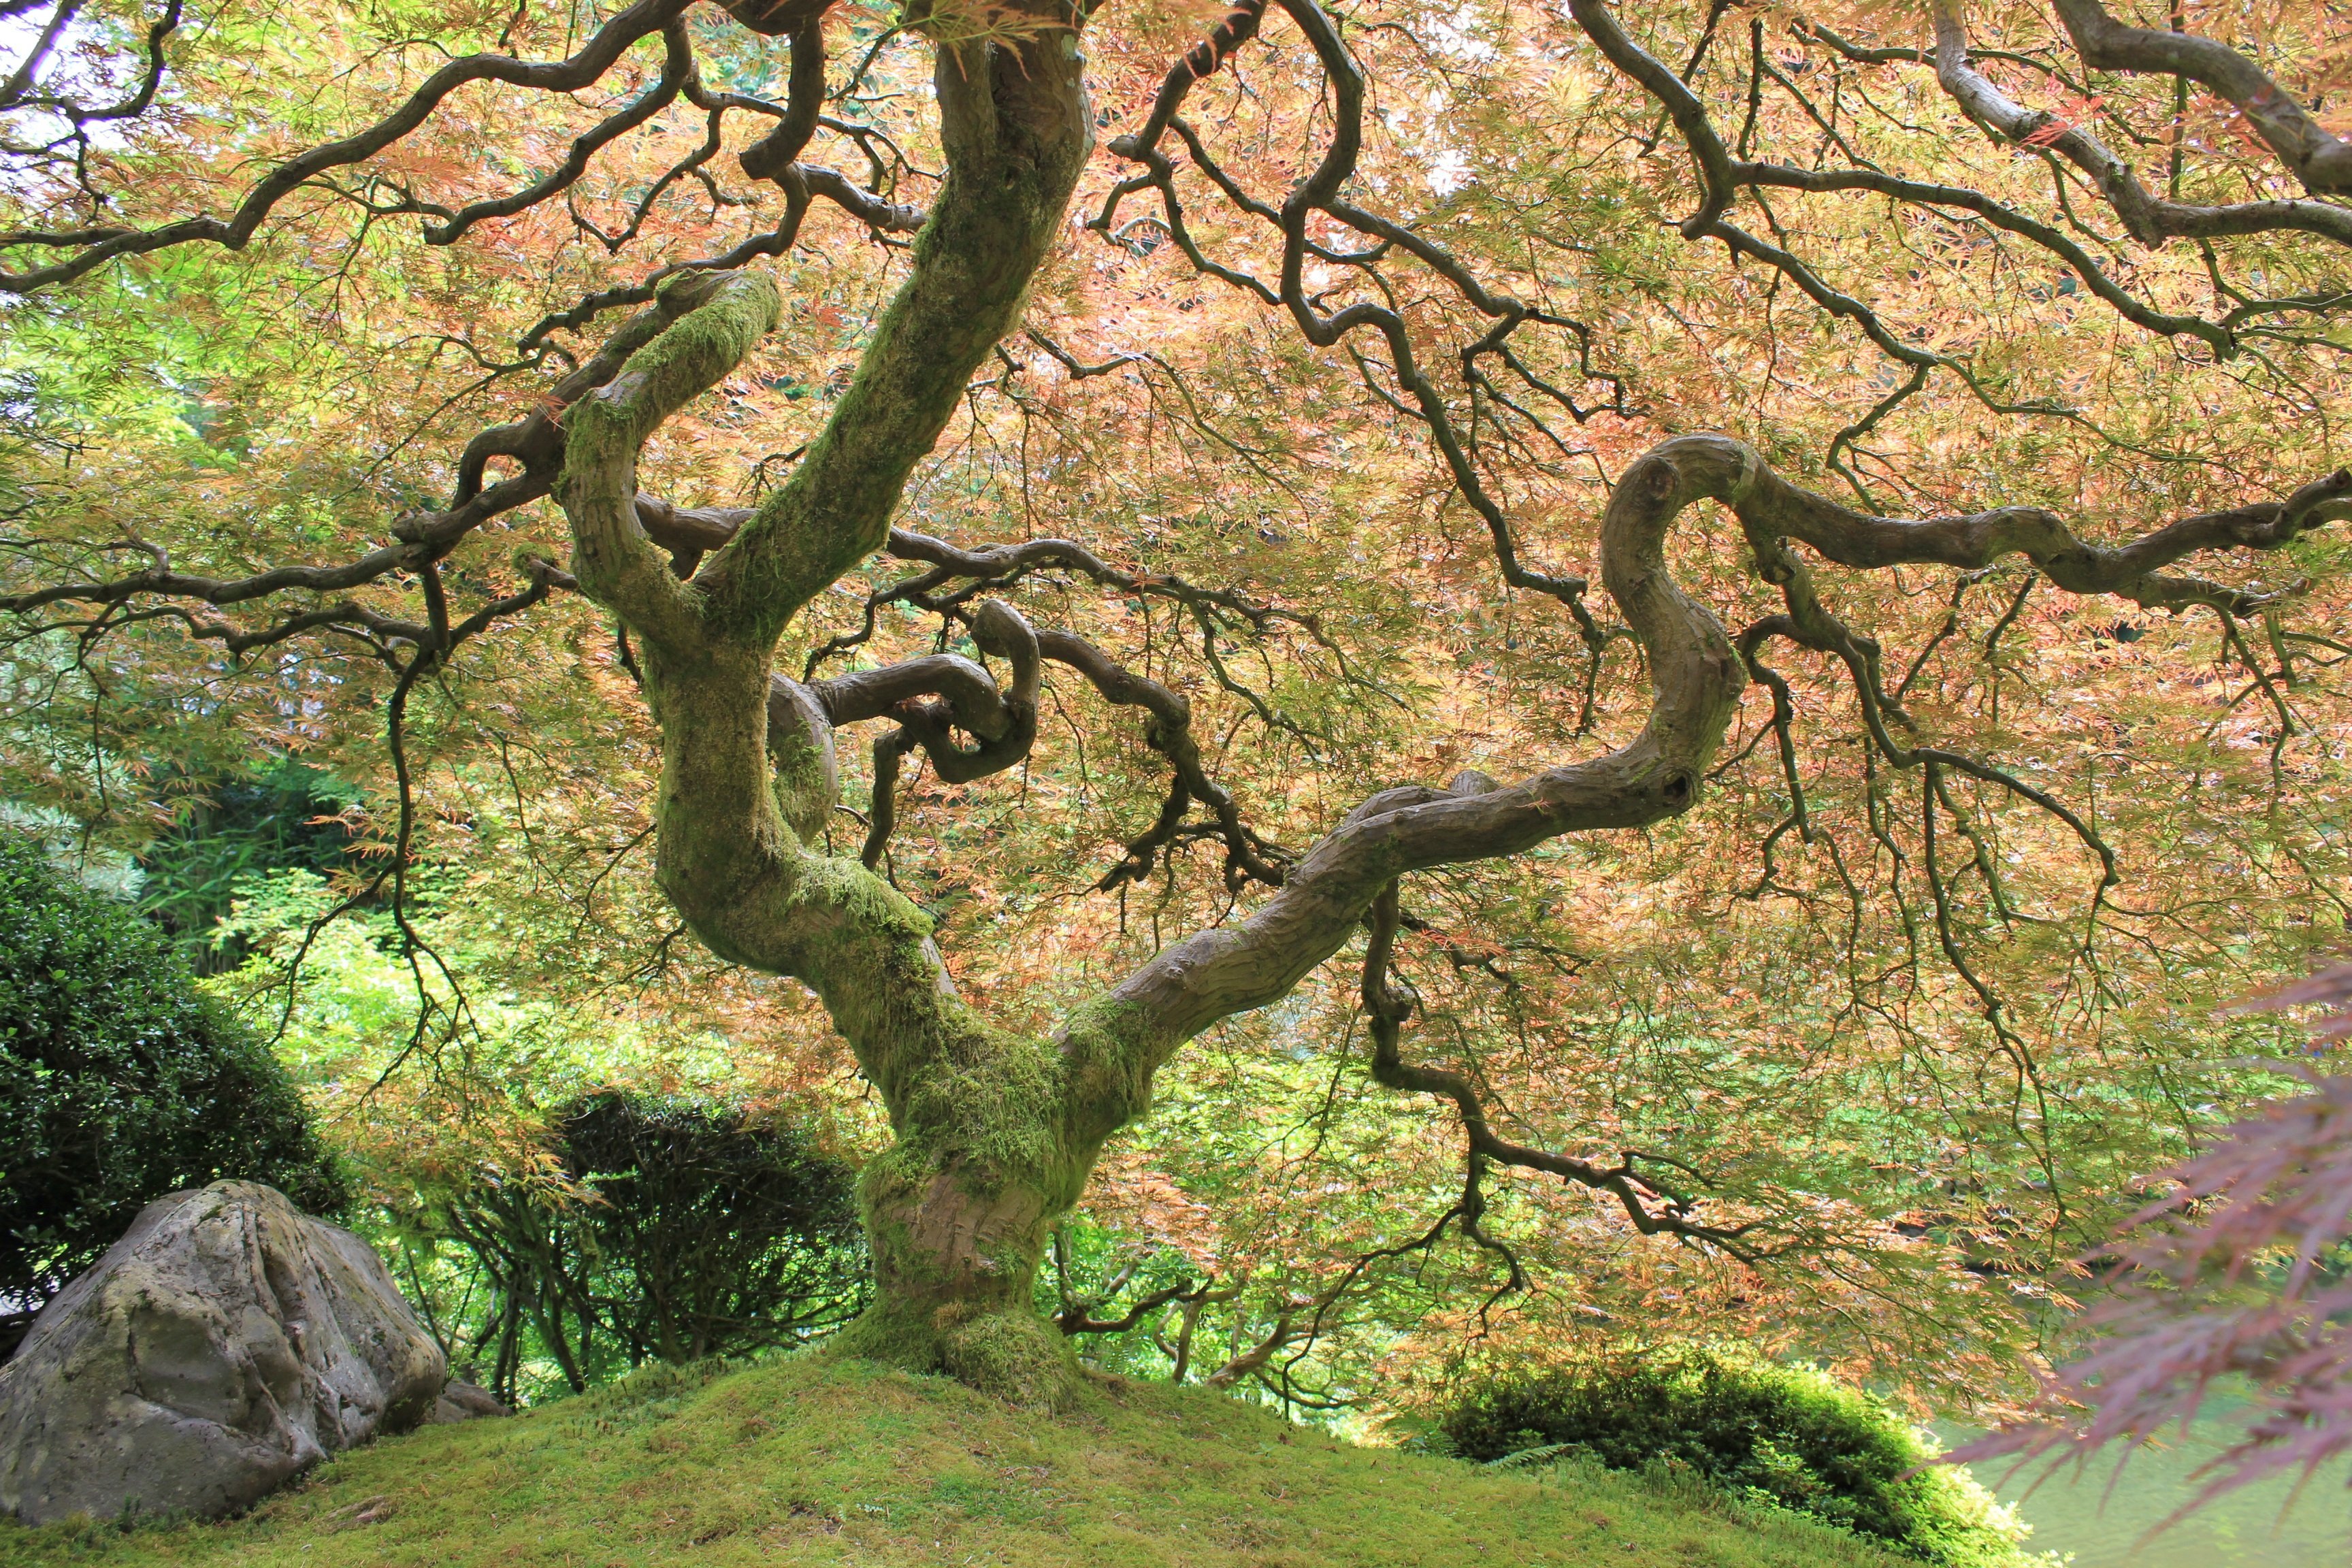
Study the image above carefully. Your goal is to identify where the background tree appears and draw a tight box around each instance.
[134,755,367,971]
[1,0,2349,1411]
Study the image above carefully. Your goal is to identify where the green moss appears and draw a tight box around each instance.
[789,855,936,950]
[764,685,837,846]
[894,1027,1064,1178]
[832,1293,1080,1411]
[936,1308,1079,1414]
[558,275,785,645]
[0,1354,1923,1567]
[1056,996,1164,1143]
[561,275,779,466]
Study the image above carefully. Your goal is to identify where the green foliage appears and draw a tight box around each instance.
[0,1353,1923,1567]
[0,830,346,1354]
[1439,1350,2032,1566]
[419,1090,868,1405]
[189,868,881,1404]
[135,757,364,970]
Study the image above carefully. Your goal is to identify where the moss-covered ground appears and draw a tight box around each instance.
[1,1354,1917,1567]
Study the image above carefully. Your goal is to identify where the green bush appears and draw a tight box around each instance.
[0,830,347,1354]
[1439,1348,2029,1565]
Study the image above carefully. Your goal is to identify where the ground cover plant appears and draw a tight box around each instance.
[1442,1348,2023,1564]
[0,1352,1946,1567]
[1,0,2350,1439]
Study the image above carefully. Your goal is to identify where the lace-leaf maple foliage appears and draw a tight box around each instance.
[1,0,2350,1408]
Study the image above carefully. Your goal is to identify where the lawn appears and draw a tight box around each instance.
[0,1353,1922,1567]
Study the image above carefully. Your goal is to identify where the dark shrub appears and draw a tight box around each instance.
[433,1090,868,1401]
[0,831,348,1355]
[1440,1348,2024,1565]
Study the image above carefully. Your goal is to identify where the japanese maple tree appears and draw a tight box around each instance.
[3,0,2350,1409]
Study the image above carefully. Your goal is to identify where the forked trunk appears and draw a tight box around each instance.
[548,7,1102,1405]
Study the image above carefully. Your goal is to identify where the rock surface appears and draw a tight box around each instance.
[0,1181,446,1524]
[430,1379,509,1424]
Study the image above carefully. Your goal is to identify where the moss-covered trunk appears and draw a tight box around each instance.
[619,638,1101,1405]
[550,6,1751,1413]
[552,12,1098,1404]
[837,1145,1077,1407]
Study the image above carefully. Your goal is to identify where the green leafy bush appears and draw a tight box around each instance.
[1440,1349,2030,1565]
[0,830,348,1354]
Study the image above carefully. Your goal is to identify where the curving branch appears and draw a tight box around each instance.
[1360,882,1764,1263]
[798,606,1286,889]
[0,278,730,650]
[1068,434,1753,1130]
[2051,0,2352,197]
[1926,3,2352,252]
[1931,0,2161,246]
[1729,459,2352,617]
[414,18,697,246]
[0,0,694,293]
[1068,434,2352,1147]
[822,600,1041,869]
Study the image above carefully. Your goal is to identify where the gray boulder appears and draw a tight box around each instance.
[431,1378,509,1424]
[0,1181,446,1524]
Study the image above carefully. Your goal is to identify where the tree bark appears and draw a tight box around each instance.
[549,164,1774,1404]
[8,0,2351,1417]
[568,278,1759,1403]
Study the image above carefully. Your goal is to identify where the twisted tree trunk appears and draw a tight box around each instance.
[558,159,1753,1403]
[5,0,2349,1417]
[551,8,1111,1405]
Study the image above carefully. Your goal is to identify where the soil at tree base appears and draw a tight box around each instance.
[0,1354,1921,1567]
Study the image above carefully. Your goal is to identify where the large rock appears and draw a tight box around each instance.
[431,1378,509,1424]
[0,1181,446,1524]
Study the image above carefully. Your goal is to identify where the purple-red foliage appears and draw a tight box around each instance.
[1957,964,2352,1508]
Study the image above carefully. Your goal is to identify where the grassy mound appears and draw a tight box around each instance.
[1,1354,1924,1567]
